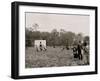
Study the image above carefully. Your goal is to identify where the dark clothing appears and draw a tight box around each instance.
[40,43,42,51]
[77,44,83,60]
[40,44,42,47]
[73,47,78,58]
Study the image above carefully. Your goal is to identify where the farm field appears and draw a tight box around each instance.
[25,46,89,68]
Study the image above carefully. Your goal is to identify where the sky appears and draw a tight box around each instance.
[25,12,90,36]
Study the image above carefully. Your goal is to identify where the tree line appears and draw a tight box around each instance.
[26,28,89,48]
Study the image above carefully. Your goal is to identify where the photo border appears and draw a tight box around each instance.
[11,1,98,79]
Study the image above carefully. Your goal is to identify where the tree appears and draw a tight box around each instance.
[84,36,89,41]
[32,23,39,31]
[25,28,33,47]
[51,29,59,47]
[76,33,83,42]
[59,29,75,47]
[83,36,89,45]
[66,32,75,46]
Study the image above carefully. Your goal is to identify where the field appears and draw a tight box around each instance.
[25,46,89,68]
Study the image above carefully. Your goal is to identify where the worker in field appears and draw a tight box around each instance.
[40,42,43,51]
[72,45,78,58]
[77,41,83,60]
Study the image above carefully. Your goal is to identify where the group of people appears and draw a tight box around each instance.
[35,41,89,61]
[72,41,89,60]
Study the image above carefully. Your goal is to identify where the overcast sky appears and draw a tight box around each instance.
[25,12,89,36]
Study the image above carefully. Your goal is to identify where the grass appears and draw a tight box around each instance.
[25,46,89,68]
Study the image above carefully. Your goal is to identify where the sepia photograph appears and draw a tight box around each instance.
[25,12,90,68]
[11,2,97,79]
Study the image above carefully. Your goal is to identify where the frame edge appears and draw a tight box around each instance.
[11,1,98,79]
[11,2,19,79]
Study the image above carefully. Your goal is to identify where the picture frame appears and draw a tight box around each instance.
[11,1,98,79]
